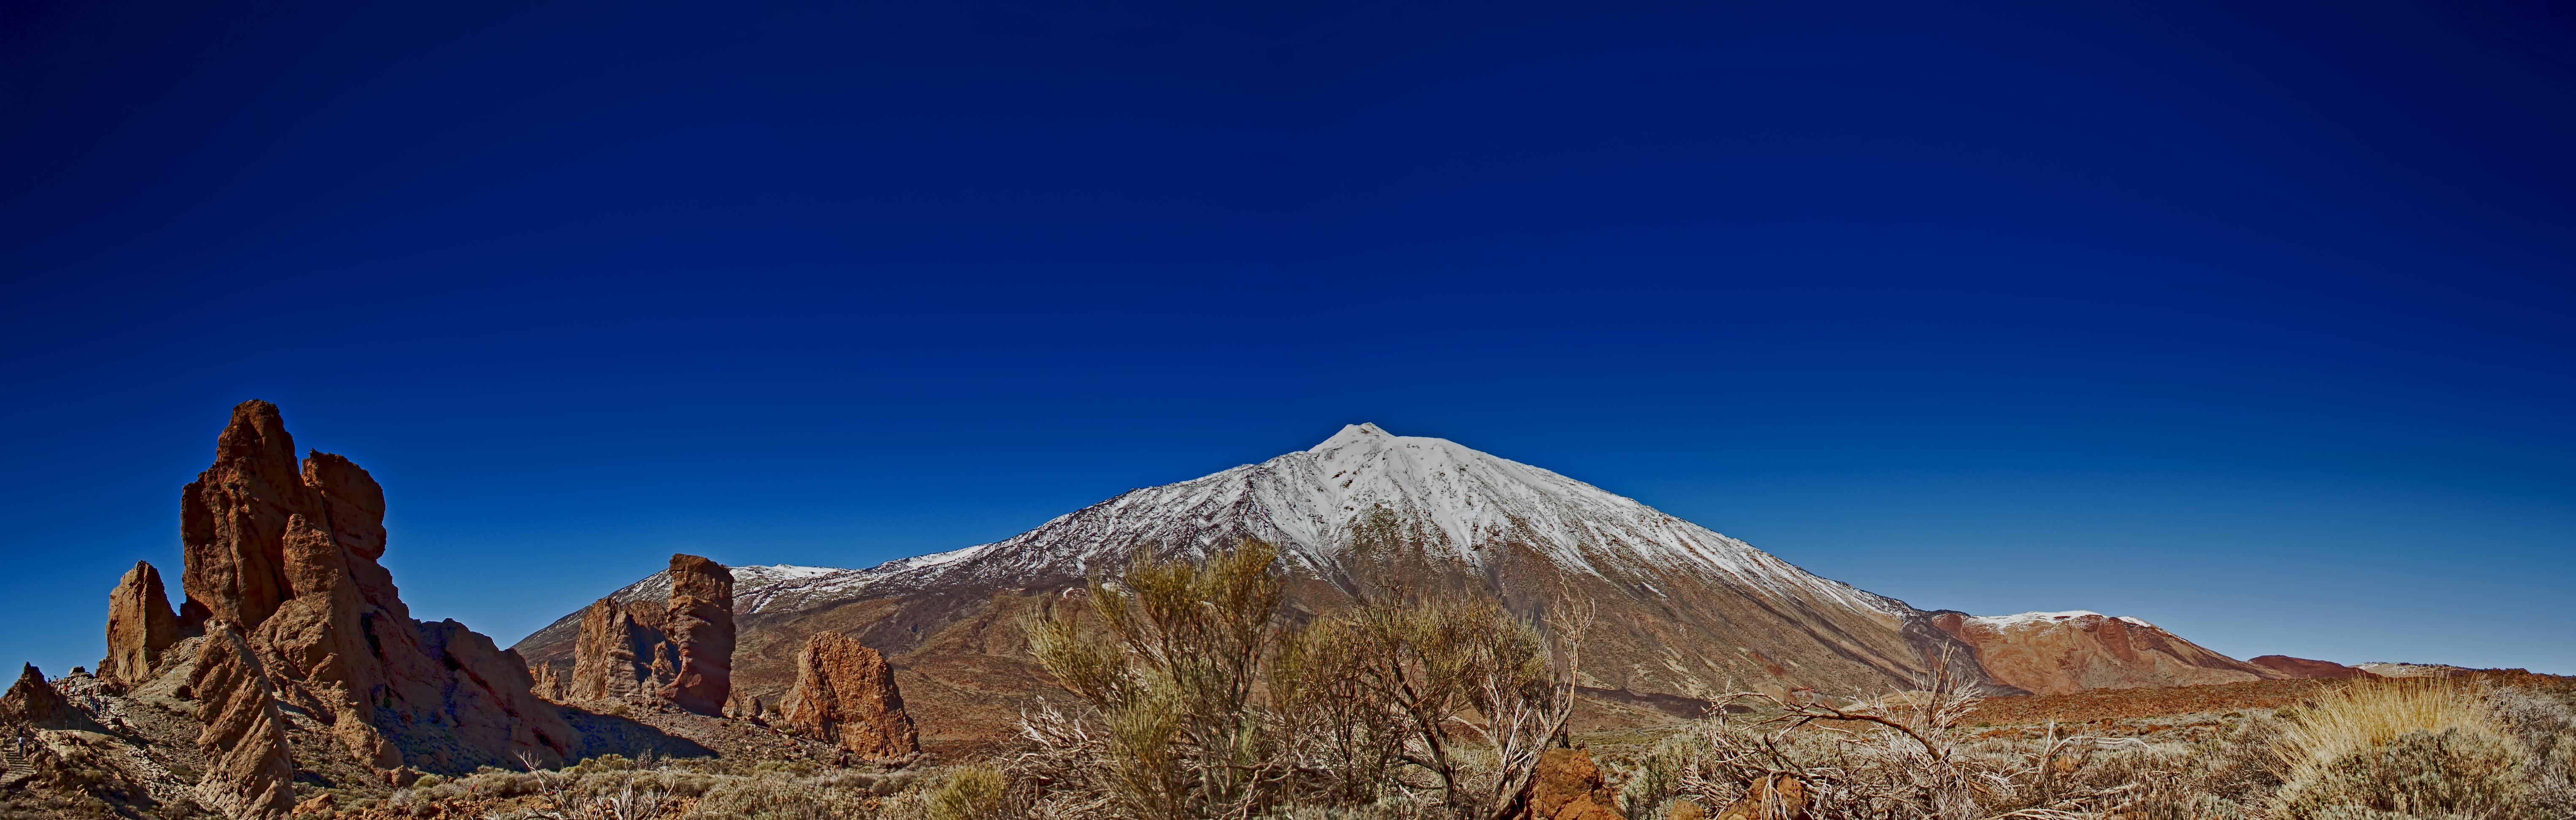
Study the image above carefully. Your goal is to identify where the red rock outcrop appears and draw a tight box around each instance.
[1928,610,2279,696]
[658,555,735,715]
[165,400,572,773]
[1,664,86,731]
[187,623,298,820]
[569,597,670,701]
[100,561,181,688]
[565,554,735,714]
[778,632,918,759]
[2248,655,2378,679]
[1714,775,1809,820]
[1519,748,1625,820]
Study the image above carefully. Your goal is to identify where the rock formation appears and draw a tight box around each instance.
[0,665,87,731]
[99,561,181,688]
[778,632,918,759]
[1926,610,2278,696]
[186,623,298,820]
[1714,775,1809,820]
[658,555,735,714]
[2249,655,2378,679]
[159,400,572,775]
[567,554,735,715]
[1519,748,1625,820]
[569,597,669,701]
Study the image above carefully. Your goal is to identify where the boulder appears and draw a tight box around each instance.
[100,561,181,687]
[163,400,573,772]
[778,632,918,759]
[657,554,734,715]
[1519,748,1625,820]
[1714,775,1809,820]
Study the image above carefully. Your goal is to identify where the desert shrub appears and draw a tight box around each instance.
[2487,687,2576,817]
[685,771,877,820]
[2273,728,2533,820]
[1026,539,1290,819]
[2266,679,2547,820]
[1018,539,1590,820]
[928,765,1008,820]
[1613,732,1699,817]
[2272,679,2507,780]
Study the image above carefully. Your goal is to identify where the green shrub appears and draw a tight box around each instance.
[927,766,1006,820]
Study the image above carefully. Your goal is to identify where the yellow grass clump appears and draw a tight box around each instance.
[2270,678,2541,820]
[2272,678,2509,779]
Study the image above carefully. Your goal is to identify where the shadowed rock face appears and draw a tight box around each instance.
[1,664,88,731]
[99,562,179,687]
[659,555,735,715]
[168,400,572,777]
[566,554,735,715]
[779,632,917,760]
[569,598,669,701]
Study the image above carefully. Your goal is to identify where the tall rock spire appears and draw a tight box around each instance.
[100,561,179,687]
[149,400,574,789]
[658,554,735,715]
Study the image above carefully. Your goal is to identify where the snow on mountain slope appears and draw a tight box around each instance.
[523,424,1901,653]
[856,423,1900,616]
[1927,609,2278,696]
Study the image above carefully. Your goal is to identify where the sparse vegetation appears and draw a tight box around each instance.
[24,537,2564,820]
[1011,539,1594,820]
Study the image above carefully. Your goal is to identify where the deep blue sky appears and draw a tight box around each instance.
[4,0,2571,677]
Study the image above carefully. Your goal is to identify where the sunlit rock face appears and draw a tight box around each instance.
[1926,610,2279,696]
[171,400,573,778]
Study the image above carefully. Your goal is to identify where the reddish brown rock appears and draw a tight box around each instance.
[779,632,918,759]
[100,561,181,687]
[1927,610,2277,696]
[657,554,735,715]
[569,597,669,701]
[0,664,86,731]
[187,623,298,820]
[160,400,572,773]
[1714,775,1809,820]
[2248,655,2378,679]
[1519,748,1625,820]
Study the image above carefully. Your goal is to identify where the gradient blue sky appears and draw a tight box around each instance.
[4,0,2571,677]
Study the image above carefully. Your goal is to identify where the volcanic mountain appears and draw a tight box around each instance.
[516,424,2274,752]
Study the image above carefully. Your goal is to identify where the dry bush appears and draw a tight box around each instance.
[2270,680,2512,786]
[1027,539,1290,819]
[2273,728,2532,820]
[927,765,1007,820]
[1016,539,1585,820]
[2486,687,2576,818]
[2267,679,2550,820]
[1647,656,2246,820]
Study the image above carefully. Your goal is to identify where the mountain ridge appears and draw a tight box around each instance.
[516,423,2284,753]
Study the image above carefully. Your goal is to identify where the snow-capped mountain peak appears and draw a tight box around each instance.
[1309,422,1392,452]
[820,424,1906,619]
